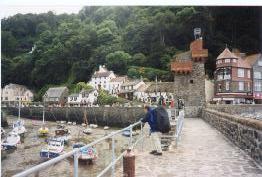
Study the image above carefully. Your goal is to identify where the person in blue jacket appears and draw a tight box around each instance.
[141,105,162,156]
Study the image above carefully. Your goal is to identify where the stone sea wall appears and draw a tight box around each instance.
[206,104,262,114]
[202,108,262,164]
[2,107,145,127]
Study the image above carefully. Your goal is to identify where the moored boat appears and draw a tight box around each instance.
[90,124,98,128]
[1,132,20,150]
[12,120,26,136]
[40,138,64,159]
[72,143,98,163]
[83,128,92,135]
[122,129,139,137]
[38,104,49,136]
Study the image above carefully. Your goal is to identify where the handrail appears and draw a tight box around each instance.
[175,110,184,146]
[13,121,143,177]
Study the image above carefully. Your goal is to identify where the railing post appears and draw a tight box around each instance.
[111,136,115,177]
[73,152,79,177]
[129,126,133,147]
[140,122,144,151]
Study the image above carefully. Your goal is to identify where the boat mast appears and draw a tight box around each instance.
[18,95,21,120]
[43,101,45,124]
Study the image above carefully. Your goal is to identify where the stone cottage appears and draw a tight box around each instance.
[43,86,69,106]
[68,89,98,106]
[170,30,208,117]
[1,83,34,105]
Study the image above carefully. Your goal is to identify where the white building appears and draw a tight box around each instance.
[1,83,34,103]
[67,89,98,106]
[89,65,116,91]
[119,80,145,100]
[109,76,128,96]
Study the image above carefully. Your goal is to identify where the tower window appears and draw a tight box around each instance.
[190,80,194,84]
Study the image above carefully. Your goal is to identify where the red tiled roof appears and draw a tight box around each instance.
[236,57,251,68]
[171,60,193,73]
[217,48,238,60]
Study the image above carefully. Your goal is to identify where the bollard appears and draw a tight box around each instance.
[123,148,135,177]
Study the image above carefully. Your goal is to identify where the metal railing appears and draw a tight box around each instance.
[175,110,185,146]
[13,121,145,177]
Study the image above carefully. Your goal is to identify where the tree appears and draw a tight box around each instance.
[106,51,131,75]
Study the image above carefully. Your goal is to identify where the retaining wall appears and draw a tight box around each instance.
[2,107,145,128]
[202,108,262,165]
[206,104,262,114]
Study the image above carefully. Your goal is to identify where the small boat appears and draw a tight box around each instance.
[38,105,49,136]
[67,122,72,125]
[40,138,64,159]
[103,126,109,130]
[73,122,77,125]
[55,125,69,136]
[12,120,26,136]
[60,121,66,124]
[122,130,139,137]
[90,124,98,128]
[13,98,26,136]
[72,143,98,162]
[83,128,92,135]
[38,126,49,136]
[1,132,20,150]
[82,123,87,127]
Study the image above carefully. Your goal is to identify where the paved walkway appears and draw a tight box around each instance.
[135,118,262,177]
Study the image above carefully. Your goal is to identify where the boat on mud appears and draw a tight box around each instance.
[122,129,139,137]
[54,125,71,144]
[72,143,98,163]
[83,128,93,135]
[12,120,26,136]
[1,132,20,150]
[40,138,64,159]
[38,105,49,136]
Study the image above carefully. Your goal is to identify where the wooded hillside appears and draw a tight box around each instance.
[1,6,261,98]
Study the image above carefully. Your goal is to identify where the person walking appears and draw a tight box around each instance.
[141,105,162,156]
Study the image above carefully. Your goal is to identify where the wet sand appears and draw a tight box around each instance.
[1,115,138,177]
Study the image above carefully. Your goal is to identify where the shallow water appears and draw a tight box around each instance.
[1,115,140,177]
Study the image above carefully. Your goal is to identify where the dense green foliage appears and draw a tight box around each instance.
[2,7,261,96]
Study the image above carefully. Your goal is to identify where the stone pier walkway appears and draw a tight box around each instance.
[134,118,262,177]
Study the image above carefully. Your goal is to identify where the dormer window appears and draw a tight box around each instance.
[232,59,237,63]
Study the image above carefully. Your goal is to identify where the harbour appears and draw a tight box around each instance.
[1,115,141,177]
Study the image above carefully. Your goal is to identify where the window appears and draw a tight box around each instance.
[247,70,250,78]
[258,60,262,66]
[225,59,230,63]
[226,82,230,91]
[5,97,8,100]
[254,81,262,91]
[218,84,222,92]
[247,82,250,91]
[232,59,237,63]
[190,80,194,84]
[238,68,245,77]
[254,72,262,79]
[238,82,244,91]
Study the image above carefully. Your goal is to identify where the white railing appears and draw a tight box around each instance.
[13,121,145,177]
[175,110,184,146]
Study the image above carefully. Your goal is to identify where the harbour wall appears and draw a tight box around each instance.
[202,108,262,164]
[2,107,145,128]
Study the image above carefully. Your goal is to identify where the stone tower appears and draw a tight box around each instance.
[170,30,208,117]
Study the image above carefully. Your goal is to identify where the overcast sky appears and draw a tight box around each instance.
[1,0,262,19]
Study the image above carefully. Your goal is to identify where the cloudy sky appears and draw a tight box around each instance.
[1,0,261,19]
